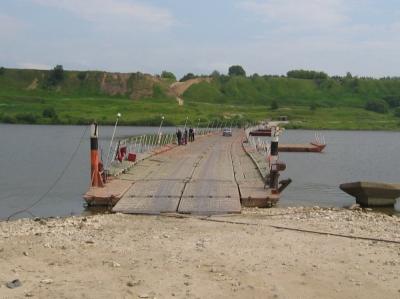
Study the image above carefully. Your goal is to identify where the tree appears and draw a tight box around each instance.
[270,100,278,110]
[383,95,400,108]
[161,71,176,81]
[47,65,64,86]
[287,69,328,80]
[228,65,246,77]
[180,73,196,82]
[0,67,5,75]
[210,70,220,78]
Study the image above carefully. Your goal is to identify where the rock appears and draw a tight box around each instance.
[6,279,22,289]
[127,280,141,287]
[138,294,149,298]
[23,251,29,256]
[25,292,34,297]
[349,204,361,210]
[112,261,121,268]
[40,279,53,284]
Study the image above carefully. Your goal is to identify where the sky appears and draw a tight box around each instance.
[0,0,399,78]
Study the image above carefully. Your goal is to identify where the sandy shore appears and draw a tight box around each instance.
[1,207,399,298]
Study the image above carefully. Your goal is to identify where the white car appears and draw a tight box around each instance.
[223,128,232,137]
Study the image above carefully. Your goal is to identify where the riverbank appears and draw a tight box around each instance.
[1,207,399,298]
[1,93,400,130]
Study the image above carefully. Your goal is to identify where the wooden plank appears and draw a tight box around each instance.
[178,181,241,214]
[84,179,133,206]
[112,180,184,214]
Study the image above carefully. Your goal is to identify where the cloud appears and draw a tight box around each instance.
[240,0,349,30]
[31,0,175,28]
[17,62,51,70]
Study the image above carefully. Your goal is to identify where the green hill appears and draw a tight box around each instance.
[0,66,399,129]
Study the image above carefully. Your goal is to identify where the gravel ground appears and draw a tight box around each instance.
[0,207,399,298]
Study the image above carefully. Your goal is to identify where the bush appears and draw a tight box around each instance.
[15,113,37,123]
[0,67,5,75]
[270,100,279,110]
[310,102,318,111]
[394,107,400,118]
[152,84,165,98]
[180,73,196,82]
[365,99,388,114]
[383,95,400,108]
[77,72,87,81]
[42,107,57,118]
[1,114,16,123]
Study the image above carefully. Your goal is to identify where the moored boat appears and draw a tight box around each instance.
[249,129,272,137]
[278,142,326,152]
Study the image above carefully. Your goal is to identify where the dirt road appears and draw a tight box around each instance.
[1,207,399,298]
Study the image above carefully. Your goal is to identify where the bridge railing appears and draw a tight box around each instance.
[105,122,231,177]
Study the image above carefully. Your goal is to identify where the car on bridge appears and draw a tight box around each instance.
[223,128,232,137]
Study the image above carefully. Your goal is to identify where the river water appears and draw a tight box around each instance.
[0,125,399,220]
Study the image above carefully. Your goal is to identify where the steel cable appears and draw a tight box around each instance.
[6,125,89,221]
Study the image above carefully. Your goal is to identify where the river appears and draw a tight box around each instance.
[0,125,399,220]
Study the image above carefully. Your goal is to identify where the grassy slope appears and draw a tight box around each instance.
[0,68,399,129]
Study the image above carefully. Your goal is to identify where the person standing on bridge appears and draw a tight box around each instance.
[176,129,182,145]
[184,129,188,145]
[189,127,194,142]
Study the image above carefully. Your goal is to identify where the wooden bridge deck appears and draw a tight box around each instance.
[112,130,275,215]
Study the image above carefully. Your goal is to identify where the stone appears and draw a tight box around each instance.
[40,279,53,284]
[127,280,141,287]
[6,279,22,289]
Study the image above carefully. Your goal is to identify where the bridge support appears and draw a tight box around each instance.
[90,122,104,187]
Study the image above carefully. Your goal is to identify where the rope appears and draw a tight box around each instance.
[6,125,89,221]
[161,214,400,245]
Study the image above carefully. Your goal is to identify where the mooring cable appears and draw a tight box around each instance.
[6,125,89,221]
[160,213,400,245]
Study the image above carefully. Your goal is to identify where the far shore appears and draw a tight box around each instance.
[1,122,400,132]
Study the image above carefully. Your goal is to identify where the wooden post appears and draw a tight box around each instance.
[90,123,104,187]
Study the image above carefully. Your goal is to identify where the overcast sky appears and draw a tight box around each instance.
[1,0,399,78]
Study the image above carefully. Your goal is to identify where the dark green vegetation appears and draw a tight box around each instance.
[0,66,400,129]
